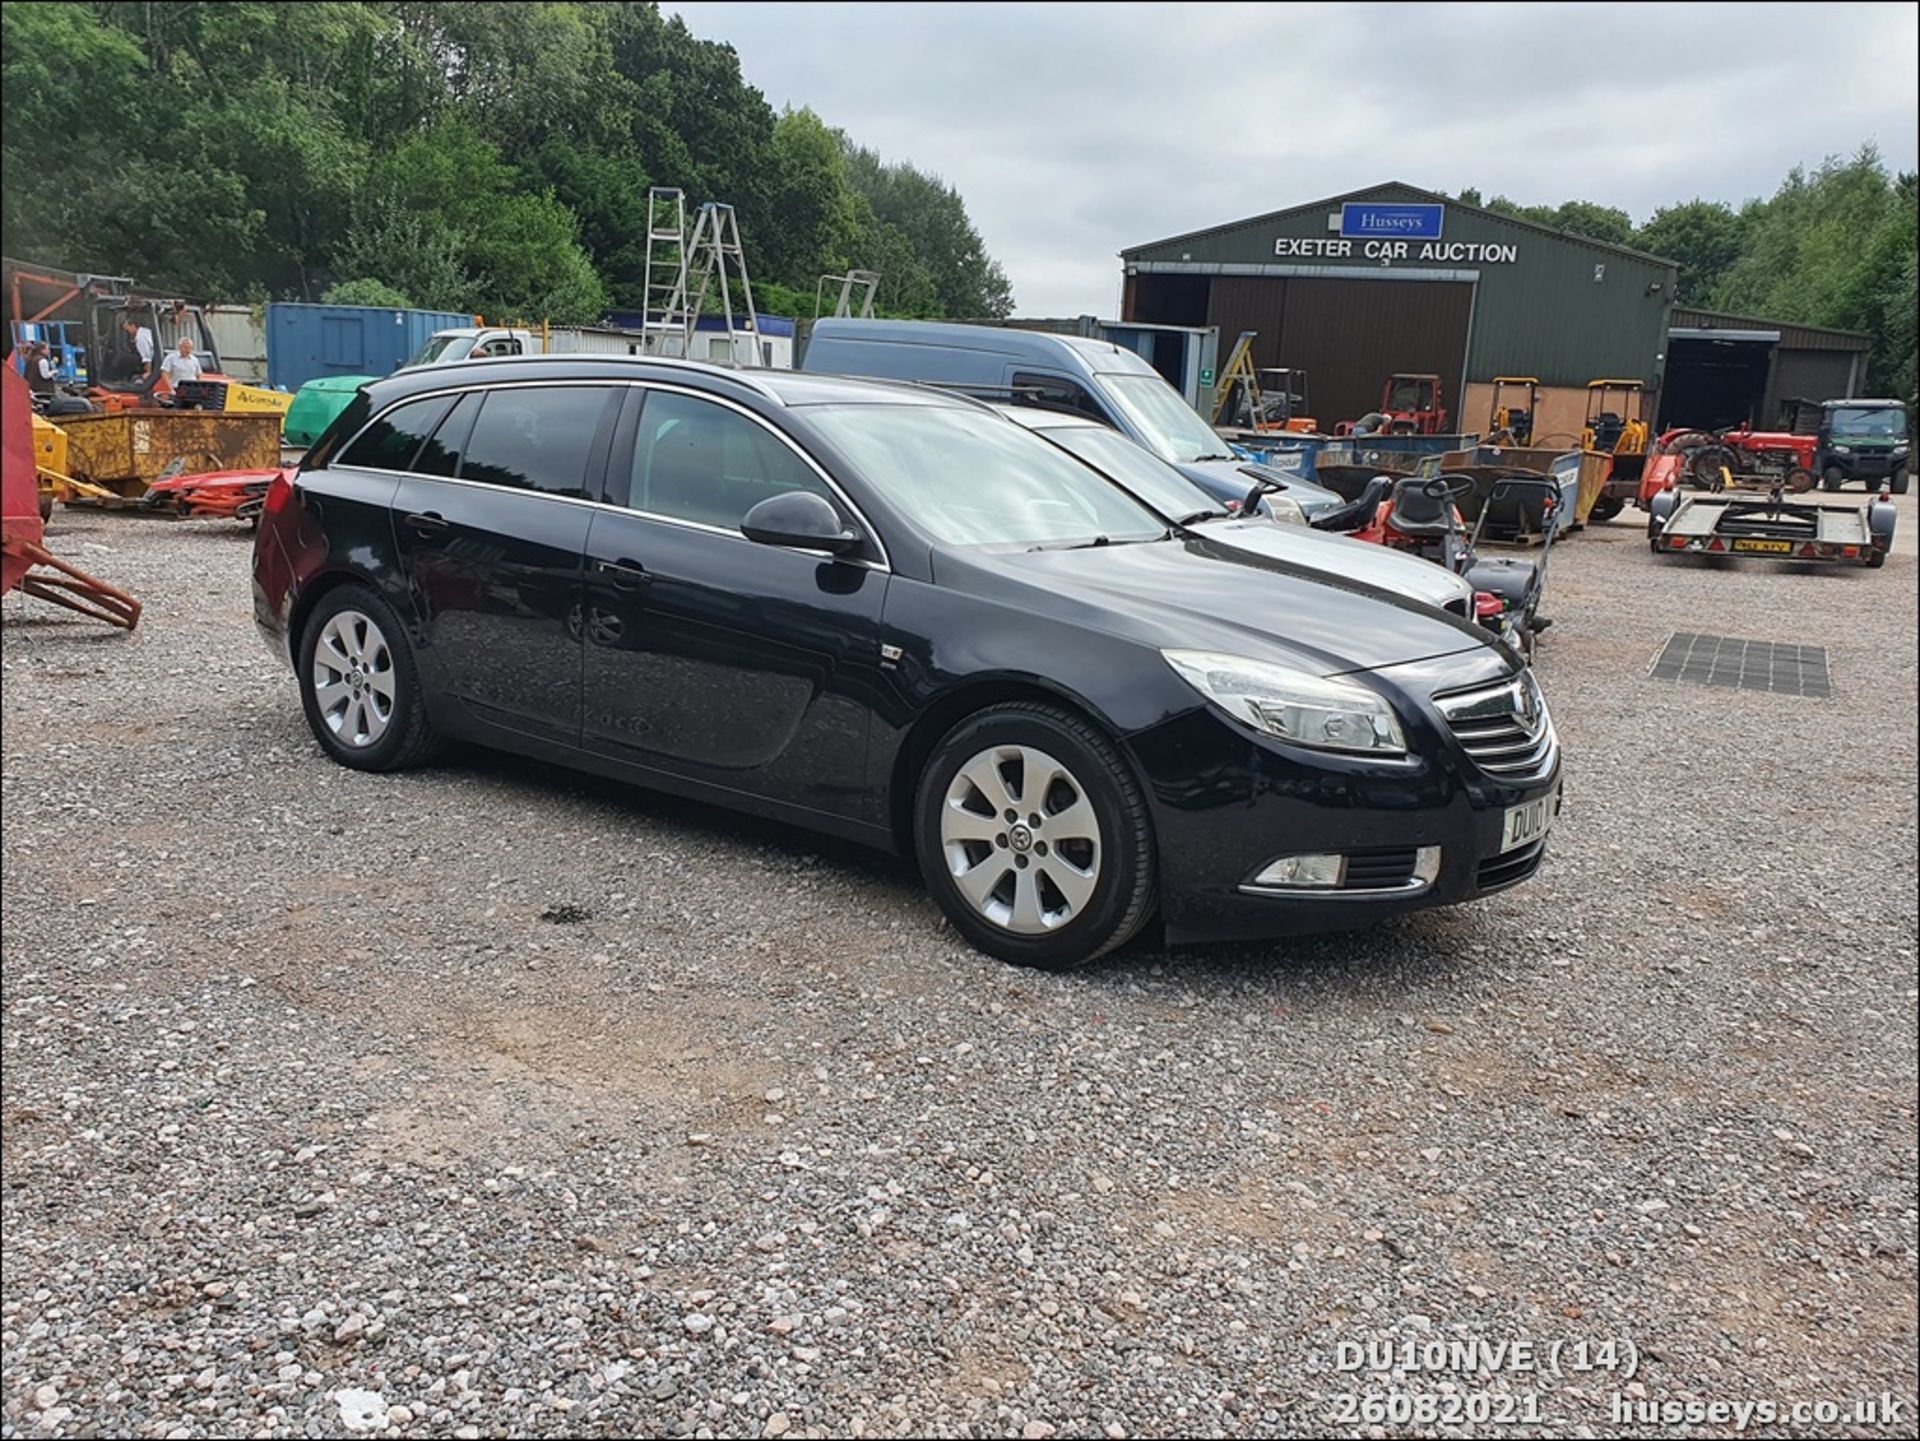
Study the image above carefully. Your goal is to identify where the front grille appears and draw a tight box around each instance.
[1435,671,1557,781]
[1478,837,1547,891]
[1344,848,1420,888]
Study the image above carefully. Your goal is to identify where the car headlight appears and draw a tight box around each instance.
[1163,649,1407,755]
[1892,444,1909,458]
[1832,444,1852,454]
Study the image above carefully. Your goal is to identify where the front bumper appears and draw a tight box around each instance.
[1131,657,1561,945]
[1830,451,1903,479]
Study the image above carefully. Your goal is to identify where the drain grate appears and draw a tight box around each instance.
[1649,632,1831,697]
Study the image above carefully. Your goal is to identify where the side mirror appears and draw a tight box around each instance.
[741,491,862,555]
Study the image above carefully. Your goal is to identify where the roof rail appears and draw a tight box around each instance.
[472,352,787,405]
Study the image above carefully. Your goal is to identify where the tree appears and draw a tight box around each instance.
[322,278,414,307]
[1634,200,1746,306]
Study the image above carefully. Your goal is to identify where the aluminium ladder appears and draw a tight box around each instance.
[679,202,761,368]
[641,187,690,358]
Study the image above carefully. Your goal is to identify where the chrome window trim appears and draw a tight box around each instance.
[329,377,891,573]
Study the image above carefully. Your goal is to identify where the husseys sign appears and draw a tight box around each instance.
[1272,202,1518,265]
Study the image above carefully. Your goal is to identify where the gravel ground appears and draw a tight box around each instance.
[4,496,1916,1439]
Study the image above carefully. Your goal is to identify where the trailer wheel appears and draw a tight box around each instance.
[1822,465,1846,491]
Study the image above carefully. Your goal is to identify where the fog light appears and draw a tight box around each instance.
[1252,853,1345,888]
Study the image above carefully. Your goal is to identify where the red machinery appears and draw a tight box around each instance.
[1636,427,1817,504]
[2,360,140,628]
[1335,374,1449,436]
[142,465,290,522]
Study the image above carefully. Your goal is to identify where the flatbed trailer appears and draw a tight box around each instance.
[1647,484,1895,568]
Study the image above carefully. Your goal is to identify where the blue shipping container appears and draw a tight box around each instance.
[266,303,472,392]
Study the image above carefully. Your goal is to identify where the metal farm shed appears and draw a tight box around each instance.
[1121,181,1679,441]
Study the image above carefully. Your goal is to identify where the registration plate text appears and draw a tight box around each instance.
[1501,791,1556,853]
[1730,538,1794,554]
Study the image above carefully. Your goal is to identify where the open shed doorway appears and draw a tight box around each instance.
[1659,335,1773,430]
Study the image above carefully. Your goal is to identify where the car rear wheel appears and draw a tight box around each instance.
[914,703,1155,969]
[298,584,441,772]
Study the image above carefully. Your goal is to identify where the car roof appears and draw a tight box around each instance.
[809,318,1158,373]
[359,354,975,410]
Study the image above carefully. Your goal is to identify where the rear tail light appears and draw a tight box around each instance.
[263,471,294,517]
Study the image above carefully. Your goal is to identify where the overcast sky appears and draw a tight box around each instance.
[666,2,1919,317]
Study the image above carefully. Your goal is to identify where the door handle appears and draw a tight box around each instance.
[402,511,448,535]
[597,558,651,591]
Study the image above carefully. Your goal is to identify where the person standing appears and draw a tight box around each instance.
[159,336,203,394]
[122,316,155,378]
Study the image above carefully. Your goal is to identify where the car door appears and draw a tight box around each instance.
[580,385,891,823]
[389,382,620,747]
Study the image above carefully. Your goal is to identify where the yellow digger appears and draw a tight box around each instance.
[1578,379,1650,522]
[1488,377,1539,445]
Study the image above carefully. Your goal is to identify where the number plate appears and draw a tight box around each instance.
[1501,790,1557,853]
[1731,538,1794,554]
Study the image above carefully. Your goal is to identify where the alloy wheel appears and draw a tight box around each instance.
[312,609,396,748]
[940,744,1102,934]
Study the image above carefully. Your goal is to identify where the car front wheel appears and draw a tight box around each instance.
[297,584,442,772]
[914,703,1155,968]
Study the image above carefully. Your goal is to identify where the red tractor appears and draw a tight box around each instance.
[1648,425,1819,495]
[1335,373,1449,436]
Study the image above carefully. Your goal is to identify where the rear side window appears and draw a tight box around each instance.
[338,394,457,471]
[1011,371,1111,424]
[411,392,478,478]
[457,386,614,498]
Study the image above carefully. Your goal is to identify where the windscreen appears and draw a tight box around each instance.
[1097,373,1234,465]
[404,334,473,369]
[1829,406,1906,439]
[806,405,1167,548]
[1037,425,1221,519]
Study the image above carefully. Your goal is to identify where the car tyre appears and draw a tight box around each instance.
[914,702,1155,969]
[1890,464,1910,496]
[297,583,442,772]
[1822,465,1846,491]
[1587,495,1624,523]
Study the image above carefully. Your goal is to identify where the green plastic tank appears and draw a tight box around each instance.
[283,374,374,448]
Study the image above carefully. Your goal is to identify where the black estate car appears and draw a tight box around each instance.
[254,358,1560,968]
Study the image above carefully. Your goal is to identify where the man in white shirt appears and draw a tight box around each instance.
[159,337,203,394]
[122,317,155,376]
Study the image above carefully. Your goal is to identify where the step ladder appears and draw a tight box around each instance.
[680,202,761,368]
[641,187,690,358]
[1210,330,1265,428]
[815,269,880,319]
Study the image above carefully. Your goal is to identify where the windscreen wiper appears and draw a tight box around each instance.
[1175,509,1228,526]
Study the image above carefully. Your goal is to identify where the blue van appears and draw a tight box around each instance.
[799,319,1341,517]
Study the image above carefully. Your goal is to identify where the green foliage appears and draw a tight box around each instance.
[1708,148,1917,405]
[1635,200,1746,306]
[322,278,414,308]
[1,0,1013,324]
